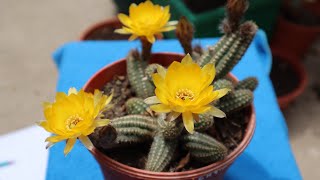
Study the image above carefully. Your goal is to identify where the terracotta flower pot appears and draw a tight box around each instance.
[303,1,320,17]
[270,48,308,109]
[79,17,129,41]
[83,53,256,179]
[270,16,320,59]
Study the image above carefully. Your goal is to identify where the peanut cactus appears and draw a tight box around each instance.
[92,0,258,172]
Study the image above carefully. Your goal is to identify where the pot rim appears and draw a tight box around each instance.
[271,48,308,108]
[83,52,256,178]
[79,17,120,41]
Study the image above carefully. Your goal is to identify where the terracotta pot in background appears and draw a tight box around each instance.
[79,17,128,41]
[83,53,256,180]
[270,48,308,109]
[303,0,320,17]
[271,16,320,59]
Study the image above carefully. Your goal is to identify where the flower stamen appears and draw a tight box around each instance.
[66,114,83,130]
[176,89,194,101]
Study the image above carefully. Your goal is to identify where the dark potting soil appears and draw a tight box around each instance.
[183,0,226,14]
[90,75,250,172]
[270,58,300,97]
[85,26,130,40]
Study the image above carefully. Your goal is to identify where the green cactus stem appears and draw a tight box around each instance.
[125,98,152,115]
[216,89,253,114]
[213,79,234,90]
[145,133,177,172]
[235,77,258,91]
[96,115,156,149]
[194,114,214,131]
[197,33,238,67]
[126,50,155,98]
[215,22,258,79]
[157,114,184,140]
[181,132,227,163]
[144,63,162,83]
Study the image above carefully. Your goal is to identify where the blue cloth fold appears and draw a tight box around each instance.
[47,30,301,180]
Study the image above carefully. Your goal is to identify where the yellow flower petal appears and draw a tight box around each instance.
[39,88,113,154]
[207,106,226,118]
[118,13,131,27]
[167,112,181,121]
[116,1,175,42]
[129,35,138,41]
[157,65,167,78]
[150,104,171,113]
[216,88,231,99]
[181,54,193,64]
[152,73,166,89]
[93,119,110,127]
[146,35,156,44]
[144,96,161,104]
[45,135,67,143]
[182,112,194,134]
[114,28,131,34]
[191,106,211,114]
[79,135,94,150]
[56,92,67,101]
[68,87,78,95]
[42,102,52,109]
[64,138,76,156]
[160,26,176,32]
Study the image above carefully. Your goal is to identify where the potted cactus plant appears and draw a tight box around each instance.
[39,0,259,179]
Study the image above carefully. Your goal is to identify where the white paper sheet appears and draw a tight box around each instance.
[0,126,49,180]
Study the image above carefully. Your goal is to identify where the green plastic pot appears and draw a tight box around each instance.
[153,0,280,39]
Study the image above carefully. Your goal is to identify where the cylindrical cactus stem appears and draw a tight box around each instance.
[126,50,155,98]
[213,79,234,90]
[144,63,164,83]
[215,21,258,79]
[235,77,258,91]
[181,132,227,163]
[197,33,238,67]
[194,114,214,131]
[216,89,253,114]
[125,98,152,115]
[145,133,178,172]
[157,113,184,140]
[95,115,157,149]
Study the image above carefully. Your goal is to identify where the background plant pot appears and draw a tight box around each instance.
[79,17,129,41]
[151,0,280,39]
[83,53,256,179]
[270,16,320,59]
[303,0,320,17]
[270,48,308,109]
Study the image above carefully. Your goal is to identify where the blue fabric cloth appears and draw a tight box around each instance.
[47,30,302,180]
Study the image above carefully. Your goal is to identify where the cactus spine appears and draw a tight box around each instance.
[145,133,177,172]
[125,98,151,115]
[126,50,154,98]
[216,89,253,114]
[235,77,258,91]
[181,132,228,163]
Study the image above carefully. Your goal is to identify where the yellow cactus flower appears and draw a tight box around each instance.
[115,0,176,43]
[38,88,112,155]
[145,54,230,134]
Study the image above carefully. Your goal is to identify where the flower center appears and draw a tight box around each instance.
[176,89,194,101]
[66,114,83,130]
